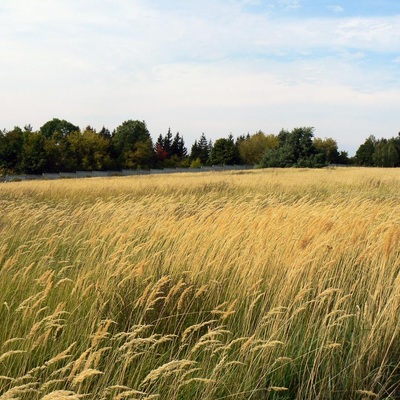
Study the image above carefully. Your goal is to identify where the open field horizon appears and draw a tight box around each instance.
[0,168,399,399]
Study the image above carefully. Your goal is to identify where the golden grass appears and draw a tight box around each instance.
[0,167,399,399]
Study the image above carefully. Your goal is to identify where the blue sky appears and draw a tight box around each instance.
[1,0,399,155]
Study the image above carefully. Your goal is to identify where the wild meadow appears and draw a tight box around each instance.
[0,167,399,400]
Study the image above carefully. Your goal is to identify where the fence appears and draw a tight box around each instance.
[1,165,254,182]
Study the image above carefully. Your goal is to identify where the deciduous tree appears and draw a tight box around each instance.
[40,118,79,139]
[355,135,376,166]
[260,127,316,167]
[112,120,154,169]
[21,130,46,174]
[209,135,240,165]
[238,131,278,165]
[314,137,340,165]
[68,128,112,171]
[0,127,24,173]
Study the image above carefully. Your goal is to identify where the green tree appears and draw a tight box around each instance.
[0,127,24,173]
[337,151,350,165]
[162,132,188,167]
[373,138,400,167]
[123,138,155,169]
[43,136,75,172]
[99,126,112,139]
[260,127,316,168]
[261,145,294,168]
[238,131,279,165]
[313,137,340,165]
[154,130,188,168]
[171,132,187,160]
[68,127,112,171]
[190,158,202,168]
[37,119,80,172]
[40,118,79,139]
[190,133,211,165]
[21,129,47,174]
[355,135,376,166]
[391,132,400,167]
[163,128,173,156]
[289,127,316,166]
[190,140,200,161]
[112,120,154,169]
[209,135,240,165]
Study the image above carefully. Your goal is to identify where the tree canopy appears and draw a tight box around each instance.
[1,116,399,175]
[111,120,154,169]
[238,131,279,165]
[155,129,187,167]
[261,127,317,168]
[354,134,400,167]
[190,133,212,166]
[209,135,240,165]
[40,118,80,139]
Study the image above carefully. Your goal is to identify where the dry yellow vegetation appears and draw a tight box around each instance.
[0,167,399,399]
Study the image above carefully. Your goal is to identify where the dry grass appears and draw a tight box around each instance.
[0,167,399,399]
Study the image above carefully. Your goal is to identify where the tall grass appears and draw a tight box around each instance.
[0,168,399,399]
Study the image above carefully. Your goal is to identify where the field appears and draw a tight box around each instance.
[0,168,399,400]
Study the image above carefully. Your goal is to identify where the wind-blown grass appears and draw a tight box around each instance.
[0,168,399,399]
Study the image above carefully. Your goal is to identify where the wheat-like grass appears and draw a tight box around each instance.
[71,368,103,386]
[0,168,399,399]
[41,390,84,399]
[140,360,197,387]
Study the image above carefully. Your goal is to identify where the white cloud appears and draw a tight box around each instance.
[0,0,399,155]
[2,1,399,65]
[327,5,344,13]
[278,0,301,10]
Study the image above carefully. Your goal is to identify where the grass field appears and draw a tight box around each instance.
[0,167,399,399]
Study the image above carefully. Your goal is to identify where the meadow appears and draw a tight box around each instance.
[0,168,399,400]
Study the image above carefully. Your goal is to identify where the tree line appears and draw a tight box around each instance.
[354,135,400,167]
[0,117,399,174]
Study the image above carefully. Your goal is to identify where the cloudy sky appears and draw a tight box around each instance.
[1,0,399,155]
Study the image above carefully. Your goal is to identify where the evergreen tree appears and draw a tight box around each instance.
[190,133,210,165]
[198,133,208,149]
[155,134,168,163]
[163,128,173,156]
[99,126,112,139]
[198,133,211,165]
[190,140,201,160]
[171,132,187,159]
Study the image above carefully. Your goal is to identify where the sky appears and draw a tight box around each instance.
[1,0,399,155]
